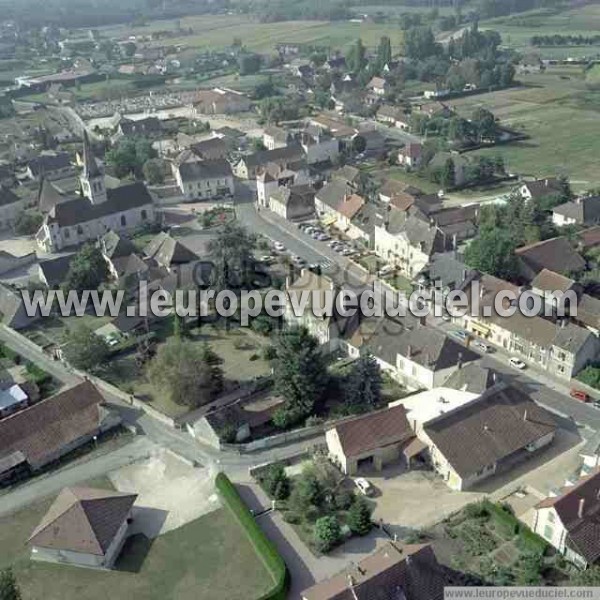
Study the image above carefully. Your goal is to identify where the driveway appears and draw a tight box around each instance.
[367,466,484,536]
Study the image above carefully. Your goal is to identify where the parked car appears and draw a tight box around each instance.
[593,400,600,410]
[570,389,590,402]
[451,330,469,342]
[441,312,452,322]
[509,357,526,370]
[377,265,396,277]
[274,241,285,252]
[474,341,491,353]
[317,233,331,241]
[354,477,374,497]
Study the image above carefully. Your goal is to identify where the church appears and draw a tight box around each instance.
[36,132,155,253]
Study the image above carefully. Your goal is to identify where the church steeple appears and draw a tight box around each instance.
[80,130,107,204]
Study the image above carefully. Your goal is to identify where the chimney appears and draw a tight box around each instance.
[480,284,485,300]
[484,424,489,431]
[457,351,463,370]
[578,498,585,519]
[407,344,412,359]
[523,410,528,422]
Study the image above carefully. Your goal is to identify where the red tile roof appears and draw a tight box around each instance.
[330,404,414,458]
[0,380,105,470]
[29,486,137,555]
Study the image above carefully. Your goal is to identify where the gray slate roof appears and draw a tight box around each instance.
[47,182,153,228]
[177,159,232,183]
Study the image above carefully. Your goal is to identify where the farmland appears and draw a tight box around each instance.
[450,65,600,188]
[480,3,600,59]
[99,14,405,53]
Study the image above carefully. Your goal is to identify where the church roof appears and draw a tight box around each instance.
[46,182,153,228]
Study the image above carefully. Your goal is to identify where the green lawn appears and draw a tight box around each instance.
[0,493,271,600]
[104,322,271,418]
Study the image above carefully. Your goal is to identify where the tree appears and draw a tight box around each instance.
[271,327,328,423]
[464,229,519,280]
[289,468,323,514]
[345,39,366,74]
[208,222,256,289]
[142,158,164,185]
[263,464,290,500]
[314,516,341,553]
[376,36,392,71]
[106,138,157,178]
[13,210,43,236]
[352,134,366,155]
[238,53,261,76]
[347,496,373,536]
[0,569,21,600]
[345,350,382,411]
[441,157,456,189]
[146,338,224,408]
[62,325,110,372]
[62,244,110,292]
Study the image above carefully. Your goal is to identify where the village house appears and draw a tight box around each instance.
[256,160,310,207]
[518,177,564,202]
[374,210,450,278]
[343,316,478,390]
[398,142,423,168]
[29,486,137,569]
[172,158,234,201]
[262,126,289,150]
[403,382,556,491]
[552,195,600,227]
[268,184,315,221]
[515,237,586,282]
[456,272,600,380]
[314,178,365,233]
[325,404,419,475]
[301,542,446,600]
[298,123,339,165]
[284,269,359,353]
[533,468,600,568]
[193,88,252,115]
[0,186,34,230]
[366,76,388,96]
[376,104,410,130]
[233,144,305,180]
[36,133,155,252]
[0,381,120,484]
[26,152,73,181]
[143,231,199,274]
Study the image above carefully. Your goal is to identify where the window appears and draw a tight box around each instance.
[141,210,147,221]
[543,524,553,540]
[120,215,126,227]
[64,229,70,239]
[547,512,555,524]
[77,226,83,235]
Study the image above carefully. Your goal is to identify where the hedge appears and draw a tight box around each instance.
[215,473,289,600]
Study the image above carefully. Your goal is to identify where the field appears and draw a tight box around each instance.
[449,66,600,188]
[99,14,404,52]
[0,484,271,600]
[481,4,600,58]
